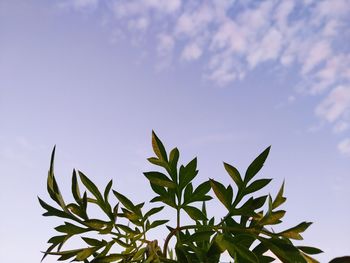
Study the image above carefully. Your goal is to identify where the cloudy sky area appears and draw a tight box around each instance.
[0,0,350,262]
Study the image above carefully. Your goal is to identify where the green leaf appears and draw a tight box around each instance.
[55,222,90,235]
[82,237,105,247]
[169,147,179,173]
[245,179,272,195]
[152,131,168,162]
[75,247,98,261]
[78,171,103,202]
[222,235,258,263]
[272,181,286,209]
[104,180,113,202]
[144,206,164,219]
[179,158,198,189]
[182,230,214,243]
[92,253,128,262]
[260,210,286,225]
[144,172,176,188]
[224,162,243,187]
[113,190,136,212]
[149,219,169,229]
[210,179,232,210]
[66,203,86,219]
[259,237,307,263]
[245,146,270,183]
[183,183,193,204]
[71,170,81,203]
[279,222,313,240]
[38,197,72,219]
[183,206,207,221]
[84,219,110,230]
[297,246,323,255]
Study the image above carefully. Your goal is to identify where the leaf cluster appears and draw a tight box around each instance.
[39,132,322,262]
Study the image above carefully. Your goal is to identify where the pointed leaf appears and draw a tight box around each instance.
[245,146,271,183]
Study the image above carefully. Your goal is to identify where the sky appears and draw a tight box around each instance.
[0,0,349,262]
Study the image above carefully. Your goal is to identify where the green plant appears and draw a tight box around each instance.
[39,131,322,262]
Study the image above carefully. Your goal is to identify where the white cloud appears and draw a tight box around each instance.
[157,34,174,56]
[301,40,331,74]
[59,0,350,153]
[247,27,283,68]
[337,138,350,155]
[333,121,350,134]
[181,42,202,61]
[57,0,99,11]
[316,85,350,122]
[175,4,213,37]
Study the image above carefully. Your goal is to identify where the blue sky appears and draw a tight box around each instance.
[0,0,350,262]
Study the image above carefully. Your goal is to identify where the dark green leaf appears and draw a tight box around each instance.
[245,179,272,195]
[179,158,198,189]
[144,171,176,188]
[144,206,164,219]
[183,206,207,221]
[149,219,169,229]
[245,146,270,183]
[297,246,323,255]
[78,171,103,202]
[210,179,231,210]
[113,190,136,212]
[55,222,90,235]
[72,170,81,203]
[104,180,113,202]
[224,162,243,187]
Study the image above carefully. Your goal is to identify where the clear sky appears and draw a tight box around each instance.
[0,0,349,262]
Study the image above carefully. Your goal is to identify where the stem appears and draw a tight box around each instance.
[162,224,257,257]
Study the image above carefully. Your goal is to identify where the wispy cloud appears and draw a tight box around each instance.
[337,138,350,155]
[56,0,350,154]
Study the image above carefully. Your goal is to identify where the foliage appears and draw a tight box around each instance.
[39,131,322,262]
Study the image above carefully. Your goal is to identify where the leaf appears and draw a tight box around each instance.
[78,171,103,202]
[104,180,113,202]
[183,206,207,221]
[222,235,259,263]
[279,222,313,240]
[144,206,164,219]
[144,172,176,188]
[82,237,105,247]
[259,237,307,263]
[71,170,81,203]
[113,190,136,212]
[66,203,86,219]
[55,222,90,235]
[260,210,286,225]
[182,230,214,243]
[210,179,232,210]
[224,162,243,187]
[149,219,169,229]
[272,181,286,209]
[75,247,98,261]
[179,158,198,189]
[245,179,272,195]
[169,147,180,177]
[183,183,193,204]
[92,253,127,262]
[38,197,72,219]
[297,246,323,255]
[245,146,271,183]
[152,131,168,162]
[84,219,110,230]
